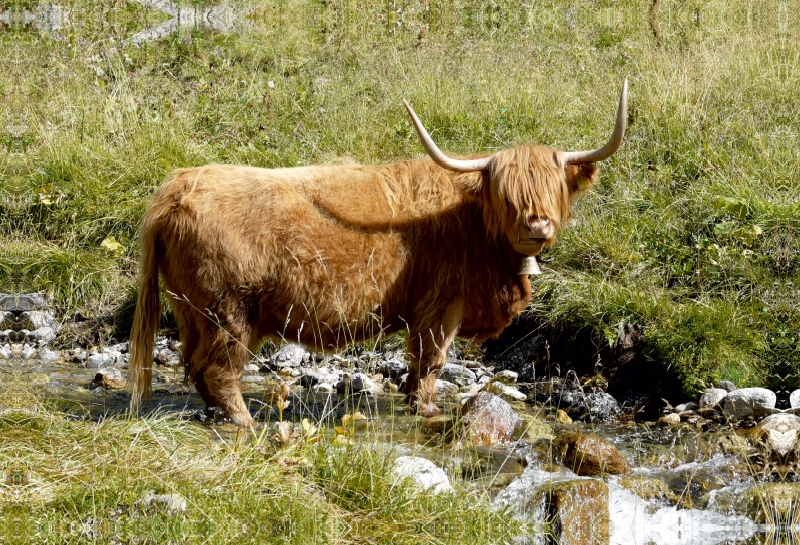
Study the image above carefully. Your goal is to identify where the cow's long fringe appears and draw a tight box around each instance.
[129,219,160,415]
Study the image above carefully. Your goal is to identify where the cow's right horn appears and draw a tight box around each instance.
[403,100,493,172]
[562,79,628,164]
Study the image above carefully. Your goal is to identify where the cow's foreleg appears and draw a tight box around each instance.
[192,323,254,427]
[404,299,463,417]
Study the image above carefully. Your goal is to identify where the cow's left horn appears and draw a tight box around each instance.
[562,79,628,164]
[403,100,493,172]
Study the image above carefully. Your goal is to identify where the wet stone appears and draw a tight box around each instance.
[543,479,610,545]
[93,367,127,390]
[459,391,521,447]
[555,433,630,476]
[560,391,620,423]
[555,409,572,424]
[658,413,681,426]
[87,352,115,369]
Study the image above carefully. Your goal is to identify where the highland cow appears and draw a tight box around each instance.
[130,82,628,426]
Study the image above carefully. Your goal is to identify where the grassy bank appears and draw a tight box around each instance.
[0,403,521,544]
[2,0,798,395]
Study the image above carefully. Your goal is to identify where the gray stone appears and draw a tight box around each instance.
[674,402,700,413]
[38,348,60,361]
[494,370,519,384]
[377,357,408,378]
[351,373,382,394]
[393,456,452,494]
[560,391,620,423]
[240,375,265,384]
[93,367,127,389]
[485,381,527,402]
[27,326,57,346]
[313,383,335,394]
[722,388,776,421]
[155,348,181,366]
[270,343,306,368]
[0,344,11,359]
[715,380,737,393]
[242,363,259,374]
[699,388,728,409]
[435,379,459,396]
[790,390,800,410]
[438,363,477,387]
[21,345,36,360]
[87,352,115,369]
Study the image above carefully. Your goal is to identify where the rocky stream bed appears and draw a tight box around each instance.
[2,294,798,544]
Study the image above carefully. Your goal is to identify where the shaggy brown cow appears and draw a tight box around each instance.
[130,82,628,426]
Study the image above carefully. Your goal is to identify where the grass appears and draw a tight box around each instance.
[2,2,798,393]
[0,400,523,544]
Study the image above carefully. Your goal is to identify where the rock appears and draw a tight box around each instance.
[751,413,800,456]
[27,326,57,346]
[555,433,630,476]
[300,370,322,388]
[560,390,619,422]
[38,348,60,361]
[155,348,181,366]
[93,367,127,389]
[555,409,572,424]
[279,367,294,377]
[393,456,452,494]
[141,492,187,512]
[674,402,699,412]
[21,345,36,360]
[497,474,609,545]
[351,373,382,394]
[543,479,609,545]
[243,363,259,374]
[699,388,728,409]
[270,343,306,368]
[86,352,115,369]
[313,383,335,394]
[493,370,518,384]
[377,357,408,378]
[791,390,800,410]
[0,344,11,359]
[484,381,527,402]
[722,388,776,421]
[20,310,56,330]
[437,363,476,387]
[421,415,456,435]
[435,379,459,396]
[657,413,681,426]
[459,392,521,447]
[715,380,737,392]
[240,375,265,384]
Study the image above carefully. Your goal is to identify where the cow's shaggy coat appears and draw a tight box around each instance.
[129,148,598,426]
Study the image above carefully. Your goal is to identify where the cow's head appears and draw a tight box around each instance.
[404,80,627,272]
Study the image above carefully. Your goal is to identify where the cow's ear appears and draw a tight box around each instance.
[565,163,599,194]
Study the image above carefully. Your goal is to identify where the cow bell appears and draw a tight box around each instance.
[518,257,542,275]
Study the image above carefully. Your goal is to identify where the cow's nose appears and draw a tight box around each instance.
[527,218,552,239]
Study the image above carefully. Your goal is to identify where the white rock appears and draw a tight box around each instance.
[21,344,36,360]
[435,379,459,396]
[351,373,382,394]
[494,370,519,384]
[271,343,306,368]
[87,352,115,369]
[790,390,800,409]
[0,344,12,359]
[141,492,187,512]
[722,388,776,421]
[38,348,61,361]
[699,388,728,409]
[393,456,452,494]
[313,383,335,394]
[243,363,260,374]
[485,381,527,402]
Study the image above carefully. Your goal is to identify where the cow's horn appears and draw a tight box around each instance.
[403,100,493,172]
[562,79,628,164]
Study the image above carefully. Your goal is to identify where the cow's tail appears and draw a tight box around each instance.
[129,219,160,416]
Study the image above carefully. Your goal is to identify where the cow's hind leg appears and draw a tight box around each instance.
[191,321,254,427]
[403,299,463,417]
